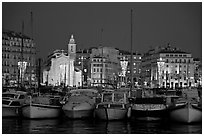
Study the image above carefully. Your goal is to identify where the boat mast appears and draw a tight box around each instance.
[64,65,66,88]
[29,11,33,88]
[100,28,103,87]
[130,9,133,97]
[20,21,24,88]
[38,58,41,92]
[81,49,84,88]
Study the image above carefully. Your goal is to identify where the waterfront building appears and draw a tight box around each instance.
[193,58,202,87]
[141,44,195,88]
[90,46,121,87]
[118,50,142,87]
[75,49,91,86]
[2,29,36,87]
[43,35,82,87]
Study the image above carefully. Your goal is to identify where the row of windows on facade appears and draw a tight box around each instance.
[93,64,107,67]
[145,69,190,74]
[156,76,189,80]
[165,64,191,68]
[93,80,102,83]
[119,56,142,61]
[162,82,190,87]
[143,54,191,61]
[92,67,140,74]
[166,54,188,57]
[3,36,33,42]
[3,36,32,43]
[78,56,88,60]
[92,58,107,62]
[2,61,35,67]
[161,75,189,80]
[2,47,35,54]
[166,59,191,63]
[160,70,190,74]
[127,70,141,74]
[3,40,34,48]
[2,54,33,61]
[3,68,35,74]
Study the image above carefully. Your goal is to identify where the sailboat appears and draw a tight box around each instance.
[168,88,202,123]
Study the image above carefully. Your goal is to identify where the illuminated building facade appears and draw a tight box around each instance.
[90,47,121,86]
[43,35,82,87]
[2,29,36,87]
[142,44,195,88]
[118,50,142,87]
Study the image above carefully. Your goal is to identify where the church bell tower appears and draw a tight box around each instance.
[68,34,76,59]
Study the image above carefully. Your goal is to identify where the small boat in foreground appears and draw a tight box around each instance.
[62,89,99,119]
[2,99,21,117]
[168,98,202,123]
[2,91,28,117]
[129,97,167,121]
[168,88,202,123]
[94,90,131,120]
[22,95,62,119]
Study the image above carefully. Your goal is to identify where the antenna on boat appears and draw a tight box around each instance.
[129,9,133,97]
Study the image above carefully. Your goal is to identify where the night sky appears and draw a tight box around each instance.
[2,2,202,59]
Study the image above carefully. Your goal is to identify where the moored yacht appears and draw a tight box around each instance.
[168,88,202,123]
[21,95,62,119]
[2,99,21,117]
[94,90,131,120]
[62,89,99,119]
[2,91,28,117]
[129,97,167,121]
[168,97,202,123]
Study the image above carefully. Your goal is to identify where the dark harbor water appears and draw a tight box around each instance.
[2,117,202,134]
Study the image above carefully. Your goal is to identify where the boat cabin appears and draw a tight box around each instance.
[100,91,128,104]
[2,99,21,107]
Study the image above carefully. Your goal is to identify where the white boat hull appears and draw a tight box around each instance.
[95,108,127,120]
[62,102,94,119]
[169,104,202,123]
[2,106,21,117]
[22,104,62,119]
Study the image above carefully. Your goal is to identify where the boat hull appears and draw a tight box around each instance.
[21,104,62,119]
[169,104,202,123]
[95,108,127,120]
[63,110,94,119]
[2,106,21,117]
[131,109,167,121]
[62,101,94,119]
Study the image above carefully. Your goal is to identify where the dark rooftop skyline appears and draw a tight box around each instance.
[2,2,202,59]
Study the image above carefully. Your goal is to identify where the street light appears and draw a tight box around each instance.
[157,58,165,88]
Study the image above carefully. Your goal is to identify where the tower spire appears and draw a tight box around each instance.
[68,34,76,59]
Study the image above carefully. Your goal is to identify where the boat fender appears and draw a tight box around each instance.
[127,106,131,118]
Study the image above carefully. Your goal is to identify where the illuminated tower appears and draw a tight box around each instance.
[68,34,76,60]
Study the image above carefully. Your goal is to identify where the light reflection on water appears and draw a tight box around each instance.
[2,118,202,134]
